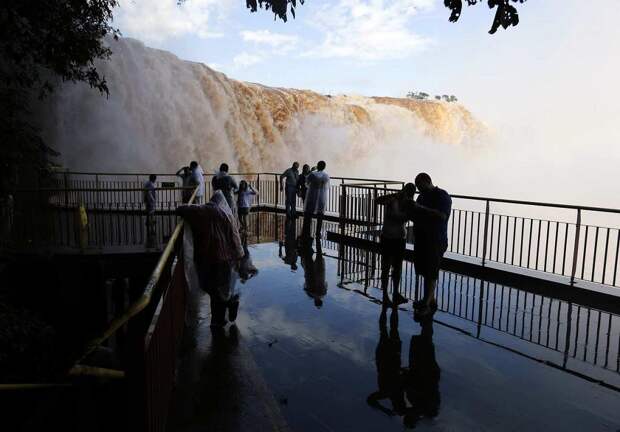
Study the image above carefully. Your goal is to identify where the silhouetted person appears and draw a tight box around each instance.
[410,173,452,316]
[280,162,299,217]
[302,160,329,240]
[176,191,244,327]
[188,161,205,204]
[376,183,415,306]
[403,314,440,428]
[176,165,192,203]
[367,305,406,417]
[143,174,157,244]
[236,180,257,233]
[279,217,298,270]
[212,163,239,215]
[300,238,327,308]
[297,164,315,205]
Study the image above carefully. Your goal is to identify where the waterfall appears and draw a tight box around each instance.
[39,37,487,178]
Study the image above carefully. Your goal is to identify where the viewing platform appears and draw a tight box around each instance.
[1,171,619,432]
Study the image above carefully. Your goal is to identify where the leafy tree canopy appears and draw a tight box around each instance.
[247,0,526,33]
[0,1,119,188]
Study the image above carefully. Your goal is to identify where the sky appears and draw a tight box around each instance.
[110,0,620,206]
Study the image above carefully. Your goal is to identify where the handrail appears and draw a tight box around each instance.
[14,187,195,192]
[343,183,620,215]
[51,170,620,214]
[72,185,199,366]
[0,186,199,390]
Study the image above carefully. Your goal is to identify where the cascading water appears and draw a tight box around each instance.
[38,37,488,178]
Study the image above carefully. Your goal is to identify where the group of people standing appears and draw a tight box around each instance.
[280,160,330,240]
[150,161,449,326]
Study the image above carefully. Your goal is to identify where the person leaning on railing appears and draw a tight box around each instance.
[176,190,244,327]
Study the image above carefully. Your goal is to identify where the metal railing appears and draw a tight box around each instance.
[5,170,620,289]
[336,242,620,384]
[0,187,197,432]
[339,183,620,289]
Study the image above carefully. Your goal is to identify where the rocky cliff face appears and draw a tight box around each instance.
[39,37,488,175]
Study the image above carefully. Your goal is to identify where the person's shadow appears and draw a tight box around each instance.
[300,238,327,308]
[278,218,298,271]
[367,305,407,417]
[402,313,441,428]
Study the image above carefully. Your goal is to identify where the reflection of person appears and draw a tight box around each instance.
[236,180,257,232]
[410,173,452,316]
[212,163,239,215]
[188,161,205,204]
[300,238,327,308]
[367,305,406,418]
[176,166,192,203]
[176,191,244,327]
[376,183,415,306]
[403,314,441,428]
[302,160,330,240]
[280,162,299,218]
[239,234,258,283]
[278,218,298,270]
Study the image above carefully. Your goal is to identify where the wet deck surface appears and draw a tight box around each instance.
[168,234,620,432]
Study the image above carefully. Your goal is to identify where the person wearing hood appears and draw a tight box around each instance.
[176,190,244,327]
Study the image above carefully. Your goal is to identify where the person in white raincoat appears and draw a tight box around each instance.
[302,160,330,239]
[176,190,243,327]
[188,161,205,204]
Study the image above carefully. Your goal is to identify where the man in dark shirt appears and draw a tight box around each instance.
[280,161,299,217]
[411,173,452,315]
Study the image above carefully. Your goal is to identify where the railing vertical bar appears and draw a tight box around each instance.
[535,219,542,270]
[496,215,502,262]
[570,210,581,285]
[481,201,490,266]
[580,225,589,280]
[591,226,599,282]
[552,221,559,274]
[543,220,550,273]
[469,210,474,256]
[601,227,610,284]
[519,218,525,267]
[613,230,620,286]
[526,218,533,268]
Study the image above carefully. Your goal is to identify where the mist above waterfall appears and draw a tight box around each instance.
[39,38,487,178]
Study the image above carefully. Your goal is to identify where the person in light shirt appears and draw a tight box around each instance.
[302,160,330,240]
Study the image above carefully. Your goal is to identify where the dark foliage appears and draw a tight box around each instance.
[0,1,120,97]
[246,0,526,33]
[0,1,119,190]
[445,0,525,34]
[246,0,305,22]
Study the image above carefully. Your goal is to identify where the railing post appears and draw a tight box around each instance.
[372,186,378,225]
[339,184,348,277]
[570,208,582,285]
[256,173,260,206]
[481,200,490,266]
[274,174,279,210]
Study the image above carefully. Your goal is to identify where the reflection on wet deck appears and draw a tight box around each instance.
[169,214,620,432]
